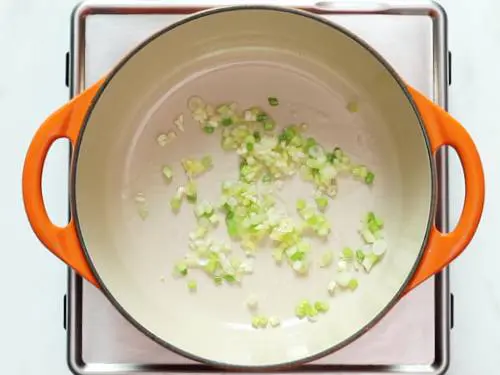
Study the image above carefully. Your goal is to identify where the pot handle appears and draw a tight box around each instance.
[404,86,485,292]
[22,79,105,287]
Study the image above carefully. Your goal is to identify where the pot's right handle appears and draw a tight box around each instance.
[22,80,104,287]
[404,86,485,292]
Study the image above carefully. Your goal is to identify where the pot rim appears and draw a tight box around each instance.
[69,4,436,370]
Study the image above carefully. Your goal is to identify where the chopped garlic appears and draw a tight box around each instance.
[246,294,259,310]
[174,114,185,132]
[327,280,337,295]
[134,193,148,219]
[157,131,177,147]
[188,96,205,111]
[134,192,146,204]
[157,133,168,147]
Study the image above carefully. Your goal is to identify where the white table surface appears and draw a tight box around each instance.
[0,0,497,374]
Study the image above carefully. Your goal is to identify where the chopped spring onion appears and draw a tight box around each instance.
[181,156,213,178]
[268,97,279,106]
[351,164,375,185]
[296,199,307,211]
[194,201,219,227]
[170,97,387,304]
[341,247,354,261]
[223,274,236,283]
[263,121,275,131]
[251,315,269,329]
[170,187,184,213]
[346,101,359,113]
[314,194,329,212]
[170,196,182,212]
[348,278,359,291]
[351,165,368,179]
[295,300,310,320]
[357,212,387,272]
[362,253,380,272]
[372,239,387,256]
[174,262,188,277]
[187,280,197,292]
[356,249,365,264]
[162,165,173,182]
[268,316,281,328]
[365,171,375,185]
[295,300,319,322]
[256,113,268,122]
[180,237,250,285]
[203,125,215,134]
[366,212,384,233]
[336,272,352,288]
[327,280,337,295]
[189,226,208,240]
[319,250,333,268]
[296,201,331,237]
[336,272,358,290]
[361,229,376,244]
[221,117,233,126]
[314,301,329,313]
[337,259,348,272]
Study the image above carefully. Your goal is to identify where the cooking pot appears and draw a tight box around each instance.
[22,6,484,369]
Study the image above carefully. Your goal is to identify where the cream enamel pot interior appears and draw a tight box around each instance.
[23,6,484,369]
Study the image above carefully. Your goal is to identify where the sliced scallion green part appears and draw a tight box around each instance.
[348,278,359,291]
[365,171,375,185]
[314,195,329,212]
[174,262,188,277]
[162,165,173,182]
[356,249,365,263]
[263,121,275,131]
[341,247,354,261]
[223,274,236,283]
[203,125,215,134]
[268,97,279,106]
[181,156,213,178]
[221,117,233,126]
[295,300,310,320]
[346,101,358,113]
[256,113,268,122]
[185,181,197,203]
[170,195,183,213]
[251,315,269,329]
[314,301,329,313]
[187,280,197,292]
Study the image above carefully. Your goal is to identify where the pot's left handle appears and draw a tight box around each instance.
[404,86,485,292]
[22,80,104,287]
